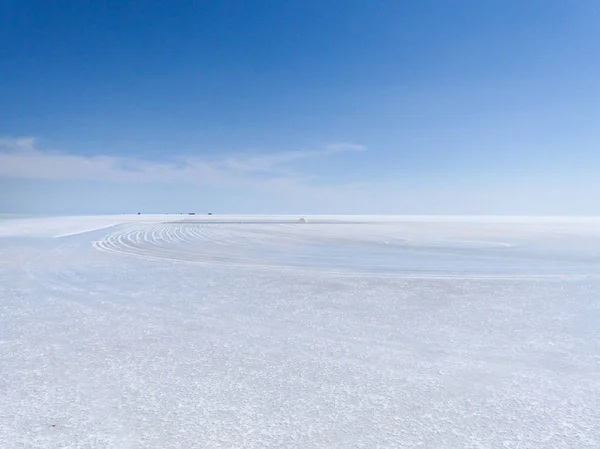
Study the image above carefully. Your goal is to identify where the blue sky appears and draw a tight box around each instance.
[1,0,599,214]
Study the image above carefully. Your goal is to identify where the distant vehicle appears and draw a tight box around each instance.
[188,212,195,215]
[208,212,213,215]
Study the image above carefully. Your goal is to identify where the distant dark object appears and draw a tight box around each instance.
[188,212,195,215]
[137,212,141,215]
[207,212,213,215]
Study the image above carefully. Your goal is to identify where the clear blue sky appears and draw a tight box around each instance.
[1,0,599,214]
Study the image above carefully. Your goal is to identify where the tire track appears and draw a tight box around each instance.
[92,222,600,280]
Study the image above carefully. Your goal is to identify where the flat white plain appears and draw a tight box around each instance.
[1,214,599,448]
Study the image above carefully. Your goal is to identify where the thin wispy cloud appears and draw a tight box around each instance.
[0,137,366,187]
[215,143,365,175]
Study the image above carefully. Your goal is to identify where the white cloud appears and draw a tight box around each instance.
[7,137,594,215]
[213,142,365,175]
[0,136,36,150]
[0,137,366,187]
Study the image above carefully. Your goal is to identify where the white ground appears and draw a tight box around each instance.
[1,214,599,448]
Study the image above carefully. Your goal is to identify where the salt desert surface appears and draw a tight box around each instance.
[1,214,599,448]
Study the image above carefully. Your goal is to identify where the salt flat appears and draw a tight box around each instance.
[1,215,599,448]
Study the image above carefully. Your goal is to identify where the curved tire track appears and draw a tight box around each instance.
[91,222,600,280]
